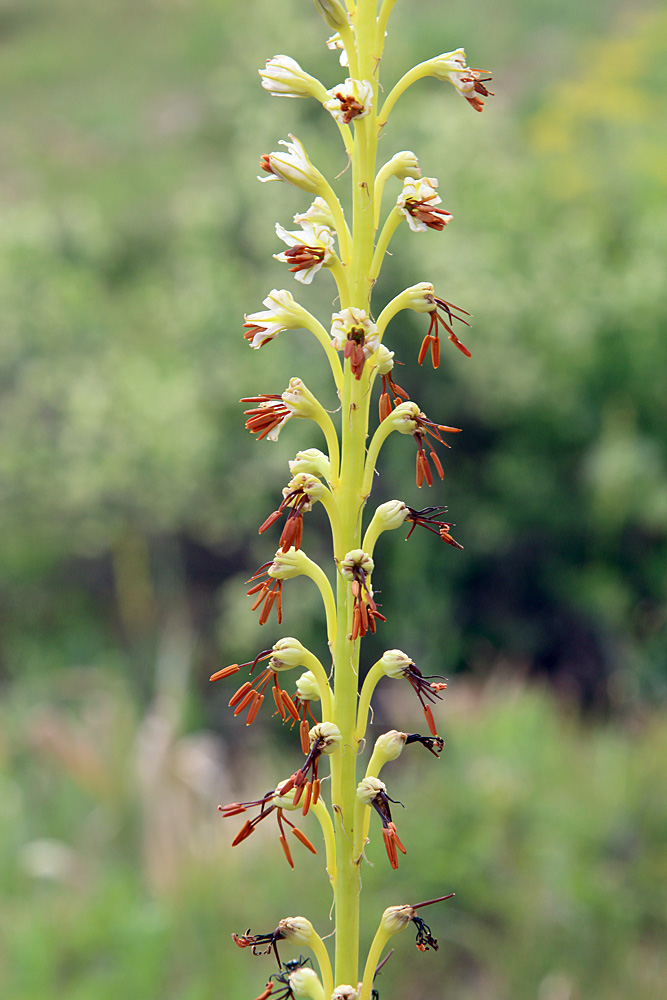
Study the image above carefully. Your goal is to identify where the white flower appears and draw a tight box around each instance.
[259,54,325,100]
[259,135,324,194]
[324,78,373,124]
[429,48,494,112]
[330,307,379,379]
[243,289,306,349]
[397,177,453,233]
[326,32,349,67]
[274,221,335,285]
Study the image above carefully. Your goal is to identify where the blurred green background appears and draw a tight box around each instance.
[1,0,666,997]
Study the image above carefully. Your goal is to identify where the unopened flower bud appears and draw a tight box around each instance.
[296,670,321,702]
[356,775,387,805]
[375,345,395,375]
[290,966,324,999]
[373,730,408,763]
[379,649,414,678]
[289,448,331,481]
[294,197,336,229]
[309,721,342,754]
[259,135,325,194]
[277,916,315,944]
[259,55,326,101]
[339,549,374,580]
[384,150,421,180]
[269,636,308,670]
[313,0,348,31]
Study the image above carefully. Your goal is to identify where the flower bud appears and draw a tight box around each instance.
[277,916,315,944]
[373,730,408,763]
[375,345,395,375]
[339,549,374,581]
[313,0,348,31]
[290,966,324,999]
[356,775,387,805]
[294,197,336,229]
[289,448,331,481]
[259,135,325,194]
[296,670,321,702]
[384,150,421,180]
[379,649,414,679]
[259,55,326,101]
[269,636,308,670]
[309,721,342,754]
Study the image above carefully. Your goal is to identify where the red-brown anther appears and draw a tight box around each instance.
[419,295,471,368]
[412,412,461,488]
[462,70,494,111]
[281,243,326,275]
[215,648,294,726]
[330,90,366,124]
[403,199,453,231]
[368,785,407,869]
[258,484,314,552]
[379,370,409,422]
[247,564,284,625]
[220,785,317,868]
[242,395,292,442]
[404,506,464,550]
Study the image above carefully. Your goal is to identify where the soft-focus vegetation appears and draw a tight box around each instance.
[1,0,666,996]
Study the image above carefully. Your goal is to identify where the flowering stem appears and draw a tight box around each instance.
[377,0,399,49]
[355,660,385,741]
[359,923,393,1000]
[312,796,337,886]
[302,557,338,647]
[378,63,430,126]
[361,416,396,497]
[376,288,411,339]
[303,315,345,391]
[306,922,335,999]
[369,207,402,281]
[300,648,334,722]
